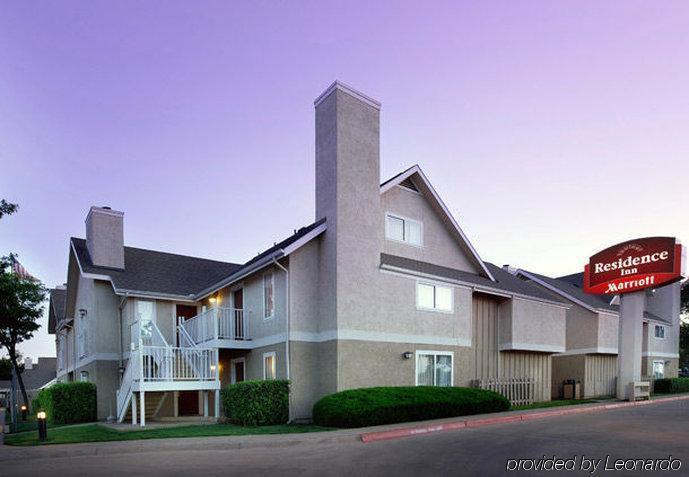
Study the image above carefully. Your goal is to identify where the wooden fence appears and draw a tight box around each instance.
[474,378,536,406]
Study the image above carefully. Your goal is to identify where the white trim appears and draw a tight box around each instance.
[499,342,565,353]
[263,270,275,320]
[262,351,277,380]
[258,329,472,347]
[314,80,382,110]
[380,265,569,309]
[415,281,453,313]
[379,165,495,282]
[385,212,423,247]
[230,357,246,384]
[554,347,619,356]
[282,222,327,256]
[642,352,679,358]
[415,350,454,386]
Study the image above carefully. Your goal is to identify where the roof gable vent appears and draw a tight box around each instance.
[399,177,419,192]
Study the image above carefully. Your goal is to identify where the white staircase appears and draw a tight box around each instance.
[116,319,220,426]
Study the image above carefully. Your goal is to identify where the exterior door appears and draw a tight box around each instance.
[233,289,244,338]
[176,304,199,346]
[231,358,245,384]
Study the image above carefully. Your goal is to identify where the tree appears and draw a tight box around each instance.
[681,322,689,370]
[0,254,46,406]
[0,199,18,219]
[0,355,23,380]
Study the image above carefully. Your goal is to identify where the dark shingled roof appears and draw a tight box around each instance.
[0,358,57,391]
[380,254,567,304]
[48,288,66,334]
[71,238,241,298]
[242,218,326,270]
[528,271,617,312]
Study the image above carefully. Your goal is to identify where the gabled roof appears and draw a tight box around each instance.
[380,165,495,282]
[48,288,66,334]
[519,270,617,313]
[380,253,568,306]
[195,218,327,299]
[71,238,241,300]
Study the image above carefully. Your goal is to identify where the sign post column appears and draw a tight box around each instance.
[616,290,645,400]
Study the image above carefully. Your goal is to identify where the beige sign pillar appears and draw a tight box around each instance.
[616,290,645,400]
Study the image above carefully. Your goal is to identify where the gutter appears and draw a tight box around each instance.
[118,293,128,378]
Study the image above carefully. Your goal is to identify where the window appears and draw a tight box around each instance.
[137,300,156,341]
[57,335,66,370]
[416,282,453,312]
[654,325,665,339]
[652,360,665,379]
[80,371,89,382]
[385,213,422,246]
[263,352,276,380]
[77,314,87,359]
[263,272,274,319]
[416,351,453,386]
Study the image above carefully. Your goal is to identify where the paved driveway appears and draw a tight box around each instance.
[2,399,688,476]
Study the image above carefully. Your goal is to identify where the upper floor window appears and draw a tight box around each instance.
[263,272,274,319]
[385,213,422,246]
[416,282,453,312]
[654,325,665,339]
[77,313,87,359]
[57,334,66,370]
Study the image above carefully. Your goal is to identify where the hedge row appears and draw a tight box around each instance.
[32,382,97,424]
[654,377,689,394]
[221,380,289,426]
[312,386,510,428]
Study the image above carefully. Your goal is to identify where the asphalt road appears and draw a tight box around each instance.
[2,399,688,477]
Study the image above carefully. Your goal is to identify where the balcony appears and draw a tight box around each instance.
[179,307,252,349]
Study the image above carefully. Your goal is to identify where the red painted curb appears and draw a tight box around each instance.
[359,394,689,443]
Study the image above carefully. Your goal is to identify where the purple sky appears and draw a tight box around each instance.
[2,2,688,360]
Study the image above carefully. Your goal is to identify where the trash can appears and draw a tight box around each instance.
[563,379,581,400]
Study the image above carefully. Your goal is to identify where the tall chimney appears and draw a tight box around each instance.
[85,206,125,269]
[314,81,382,339]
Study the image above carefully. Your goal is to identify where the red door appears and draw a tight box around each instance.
[176,305,199,415]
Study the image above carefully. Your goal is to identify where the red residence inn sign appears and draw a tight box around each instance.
[584,237,683,295]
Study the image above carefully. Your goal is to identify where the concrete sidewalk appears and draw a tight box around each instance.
[2,394,688,462]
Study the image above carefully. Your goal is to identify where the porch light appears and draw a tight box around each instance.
[210,364,217,371]
[37,411,47,441]
[209,297,217,304]
[402,351,413,360]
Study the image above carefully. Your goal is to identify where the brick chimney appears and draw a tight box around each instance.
[85,206,125,269]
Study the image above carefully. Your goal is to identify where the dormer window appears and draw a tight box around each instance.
[386,213,422,246]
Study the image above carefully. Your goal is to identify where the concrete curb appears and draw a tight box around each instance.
[359,394,689,443]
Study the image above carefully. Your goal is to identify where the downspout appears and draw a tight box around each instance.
[272,255,291,422]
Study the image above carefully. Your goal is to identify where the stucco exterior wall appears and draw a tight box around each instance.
[499,298,566,353]
[380,185,480,273]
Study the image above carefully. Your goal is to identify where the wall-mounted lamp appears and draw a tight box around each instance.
[402,351,413,360]
[78,309,87,318]
[209,297,217,305]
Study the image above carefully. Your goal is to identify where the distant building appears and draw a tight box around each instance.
[0,357,57,409]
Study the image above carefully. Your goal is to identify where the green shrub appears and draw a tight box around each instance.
[653,377,689,394]
[33,382,97,424]
[221,380,289,426]
[312,386,510,428]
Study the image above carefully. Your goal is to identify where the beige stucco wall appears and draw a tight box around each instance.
[499,298,566,353]
[380,185,480,274]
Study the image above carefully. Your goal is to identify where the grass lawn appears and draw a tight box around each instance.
[4,423,332,446]
[511,399,599,411]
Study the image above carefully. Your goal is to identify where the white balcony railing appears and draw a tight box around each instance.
[180,307,249,345]
[139,345,218,382]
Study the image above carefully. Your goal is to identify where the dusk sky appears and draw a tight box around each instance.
[2,1,688,360]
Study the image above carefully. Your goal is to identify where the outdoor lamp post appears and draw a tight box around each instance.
[37,411,47,441]
[20,404,28,421]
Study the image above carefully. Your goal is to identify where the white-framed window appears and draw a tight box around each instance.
[416,351,453,387]
[385,213,422,246]
[652,360,665,379]
[263,271,274,319]
[57,334,66,370]
[654,325,665,339]
[80,371,89,382]
[263,351,276,380]
[416,282,453,312]
[77,314,87,359]
[136,300,156,341]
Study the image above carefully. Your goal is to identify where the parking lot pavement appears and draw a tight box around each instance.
[2,398,688,476]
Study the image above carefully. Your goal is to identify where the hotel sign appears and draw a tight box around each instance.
[584,237,683,294]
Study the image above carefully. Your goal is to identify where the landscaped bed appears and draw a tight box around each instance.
[4,422,332,446]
